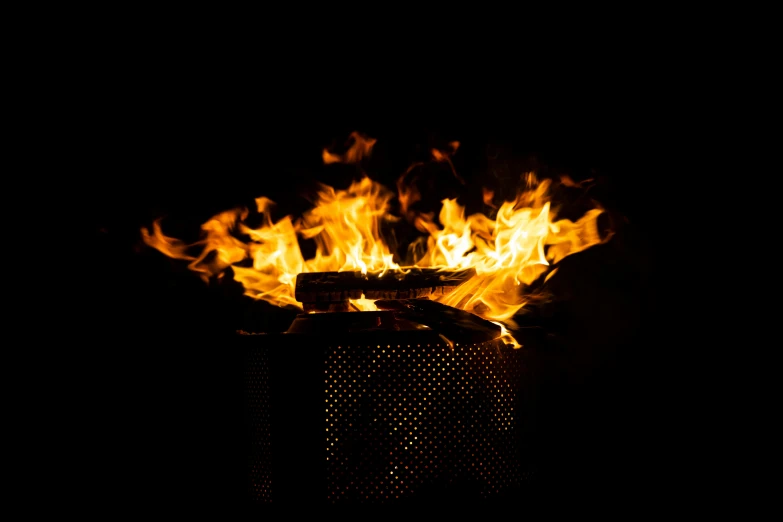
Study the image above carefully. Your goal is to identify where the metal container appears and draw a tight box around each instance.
[242,309,527,506]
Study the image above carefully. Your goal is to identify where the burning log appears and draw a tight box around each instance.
[294,267,476,304]
[375,298,502,344]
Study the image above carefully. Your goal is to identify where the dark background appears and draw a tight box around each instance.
[81,74,666,510]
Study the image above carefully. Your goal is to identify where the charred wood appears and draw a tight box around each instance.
[375,298,502,344]
[294,268,476,303]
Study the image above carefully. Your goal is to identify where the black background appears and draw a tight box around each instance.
[80,61,669,511]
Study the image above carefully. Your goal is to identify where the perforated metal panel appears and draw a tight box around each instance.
[245,338,272,502]
[244,330,526,505]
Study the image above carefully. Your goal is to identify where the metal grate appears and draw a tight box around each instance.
[245,330,525,505]
[245,341,272,502]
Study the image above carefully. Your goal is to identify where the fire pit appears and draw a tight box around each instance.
[242,287,527,505]
[136,131,619,506]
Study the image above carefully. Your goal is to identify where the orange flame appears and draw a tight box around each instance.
[431,140,465,184]
[141,208,248,281]
[412,175,610,323]
[322,131,377,165]
[142,133,611,345]
[482,187,497,209]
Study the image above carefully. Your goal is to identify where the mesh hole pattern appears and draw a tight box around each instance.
[324,340,524,504]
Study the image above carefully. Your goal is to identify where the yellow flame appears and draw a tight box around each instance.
[299,177,399,277]
[492,321,521,349]
[142,177,399,309]
[141,134,611,346]
[413,175,610,323]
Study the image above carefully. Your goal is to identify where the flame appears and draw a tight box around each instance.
[142,133,611,346]
[397,163,424,220]
[482,187,497,209]
[431,141,465,184]
[412,175,610,323]
[141,208,249,281]
[299,176,399,276]
[143,176,400,310]
[322,131,377,165]
[492,321,521,349]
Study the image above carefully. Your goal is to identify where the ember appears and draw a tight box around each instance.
[141,132,611,345]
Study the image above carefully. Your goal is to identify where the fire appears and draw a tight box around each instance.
[410,174,607,323]
[141,133,611,344]
[322,131,377,165]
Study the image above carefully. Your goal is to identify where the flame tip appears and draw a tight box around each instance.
[146,133,608,323]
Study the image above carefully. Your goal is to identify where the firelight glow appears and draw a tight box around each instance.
[141,132,610,346]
